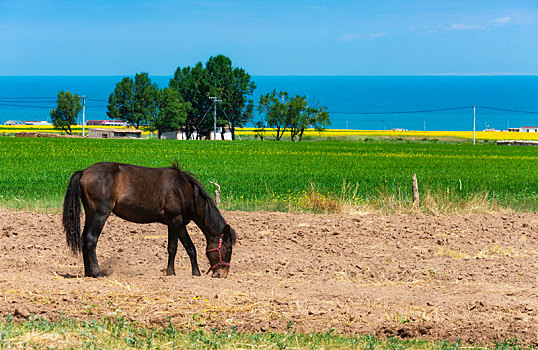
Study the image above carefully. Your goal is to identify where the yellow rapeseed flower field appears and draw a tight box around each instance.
[237,128,538,141]
[2,125,537,141]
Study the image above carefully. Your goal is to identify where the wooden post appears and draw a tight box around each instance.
[209,181,221,207]
[412,174,419,207]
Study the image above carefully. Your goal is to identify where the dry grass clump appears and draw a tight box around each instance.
[294,182,502,215]
[296,182,347,213]
[420,189,500,215]
[14,330,82,349]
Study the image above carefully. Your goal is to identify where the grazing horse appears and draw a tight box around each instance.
[62,162,236,278]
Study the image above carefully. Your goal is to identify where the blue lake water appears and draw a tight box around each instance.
[1,75,537,131]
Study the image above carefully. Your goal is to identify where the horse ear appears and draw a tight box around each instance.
[223,225,236,245]
[223,225,230,237]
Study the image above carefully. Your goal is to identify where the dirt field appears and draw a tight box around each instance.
[1,207,537,345]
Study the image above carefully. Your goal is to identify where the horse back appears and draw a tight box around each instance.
[79,162,193,224]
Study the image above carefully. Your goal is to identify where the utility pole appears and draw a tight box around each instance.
[81,95,86,137]
[473,105,476,145]
[209,96,221,140]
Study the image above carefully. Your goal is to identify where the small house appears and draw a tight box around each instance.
[4,120,25,125]
[88,128,141,139]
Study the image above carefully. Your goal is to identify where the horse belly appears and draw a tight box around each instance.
[113,200,165,224]
[111,169,171,224]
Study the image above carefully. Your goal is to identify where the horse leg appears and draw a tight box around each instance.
[166,224,179,276]
[82,213,108,277]
[178,225,201,276]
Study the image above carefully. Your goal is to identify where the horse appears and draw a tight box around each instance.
[62,162,236,278]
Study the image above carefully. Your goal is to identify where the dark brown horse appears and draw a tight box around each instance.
[62,162,236,278]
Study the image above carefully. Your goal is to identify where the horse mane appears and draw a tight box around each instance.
[169,161,236,245]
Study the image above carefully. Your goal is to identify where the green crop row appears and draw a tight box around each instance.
[0,137,536,211]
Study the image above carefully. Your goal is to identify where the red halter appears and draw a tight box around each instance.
[206,233,230,272]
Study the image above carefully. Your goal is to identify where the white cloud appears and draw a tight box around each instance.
[340,32,387,42]
[368,32,387,39]
[444,23,483,31]
[339,33,359,41]
[444,16,511,32]
[491,17,511,26]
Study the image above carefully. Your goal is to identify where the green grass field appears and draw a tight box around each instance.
[0,315,530,349]
[0,137,536,212]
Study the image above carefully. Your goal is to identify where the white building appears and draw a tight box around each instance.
[508,126,538,133]
[23,121,51,125]
[161,128,233,140]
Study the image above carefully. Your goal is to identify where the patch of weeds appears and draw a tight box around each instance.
[286,319,294,332]
[385,336,407,350]
[440,339,462,349]
[494,338,524,350]
[398,315,410,325]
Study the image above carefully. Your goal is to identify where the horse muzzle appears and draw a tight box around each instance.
[211,266,229,278]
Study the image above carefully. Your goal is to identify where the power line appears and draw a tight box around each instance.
[195,100,216,130]
[2,98,538,117]
[0,102,54,108]
[0,97,56,99]
[479,106,538,114]
[0,100,56,103]
[329,106,472,115]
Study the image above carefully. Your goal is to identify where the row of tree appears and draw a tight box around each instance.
[106,55,256,140]
[50,55,331,140]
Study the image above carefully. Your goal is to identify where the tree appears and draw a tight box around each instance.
[253,120,266,141]
[257,90,289,140]
[287,95,308,142]
[257,91,331,141]
[206,55,256,140]
[149,87,191,139]
[50,90,82,135]
[168,55,256,140]
[169,63,211,139]
[296,104,330,141]
[107,72,158,129]
[287,96,331,141]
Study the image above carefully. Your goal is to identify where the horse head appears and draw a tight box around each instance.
[206,225,236,278]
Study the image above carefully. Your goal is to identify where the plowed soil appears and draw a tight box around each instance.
[1,207,537,345]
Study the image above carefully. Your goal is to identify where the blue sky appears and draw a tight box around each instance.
[1,0,537,75]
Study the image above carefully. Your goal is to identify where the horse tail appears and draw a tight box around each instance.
[63,170,83,254]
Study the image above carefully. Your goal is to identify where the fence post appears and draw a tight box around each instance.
[412,174,419,207]
[209,181,221,207]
